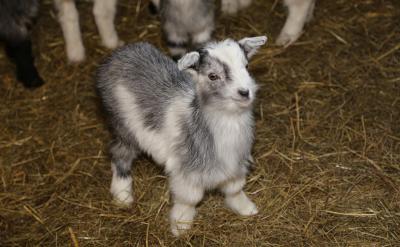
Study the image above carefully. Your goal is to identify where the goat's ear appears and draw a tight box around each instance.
[238,36,267,59]
[177,52,200,71]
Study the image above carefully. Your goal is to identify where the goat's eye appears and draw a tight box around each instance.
[245,64,249,69]
[208,73,219,81]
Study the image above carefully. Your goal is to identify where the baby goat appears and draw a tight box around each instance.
[222,0,316,47]
[0,0,44,88]
[96,36,267,235]
[54,0,123,62]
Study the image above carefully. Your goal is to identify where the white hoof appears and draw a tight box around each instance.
[170,203,196,236]
[112,190,134,206]
[171,221,192,237]
[225,191,259,216]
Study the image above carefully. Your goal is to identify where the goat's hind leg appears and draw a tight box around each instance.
[110,138,138,206]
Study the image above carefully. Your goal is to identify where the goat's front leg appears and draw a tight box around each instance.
[54,0,85,62]
[5,39,44,88]
[169,175,204,236]
[93,0,123,49]
[220,176,258,216]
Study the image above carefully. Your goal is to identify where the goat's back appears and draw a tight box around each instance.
[96,42,194,130]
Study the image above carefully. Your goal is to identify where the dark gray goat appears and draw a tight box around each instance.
[0,0,43,88]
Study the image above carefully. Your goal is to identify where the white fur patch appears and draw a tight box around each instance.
[114,85,188,168]
[207,111,252,178]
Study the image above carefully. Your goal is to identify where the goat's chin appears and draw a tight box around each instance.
[221,99,253,114]
[204,96,253,114]
[233,98,253,109]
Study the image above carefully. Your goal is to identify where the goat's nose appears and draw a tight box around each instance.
[238,88,250,98]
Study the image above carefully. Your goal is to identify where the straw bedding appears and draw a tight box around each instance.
[0,0,399,246]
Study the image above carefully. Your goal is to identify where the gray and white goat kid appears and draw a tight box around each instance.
[96,36,267,236]
[54,0,123,62]
[221,0,316,47]
[155,0,215,58]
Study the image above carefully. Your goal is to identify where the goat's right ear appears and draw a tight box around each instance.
[238,36,267,59]
[177,52,200,71]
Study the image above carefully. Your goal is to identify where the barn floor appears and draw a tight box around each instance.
[1,0,399,246]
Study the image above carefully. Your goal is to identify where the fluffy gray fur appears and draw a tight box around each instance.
[97,43,218,174]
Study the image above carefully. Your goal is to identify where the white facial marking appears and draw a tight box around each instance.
[206,40,258,107]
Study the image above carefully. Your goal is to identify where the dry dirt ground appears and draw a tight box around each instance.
[0,0,399,246]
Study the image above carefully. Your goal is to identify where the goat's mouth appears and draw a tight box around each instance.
[231,97,253,108]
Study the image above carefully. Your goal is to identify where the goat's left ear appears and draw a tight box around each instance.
[177,52,200,71]
[238,36,267,59]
